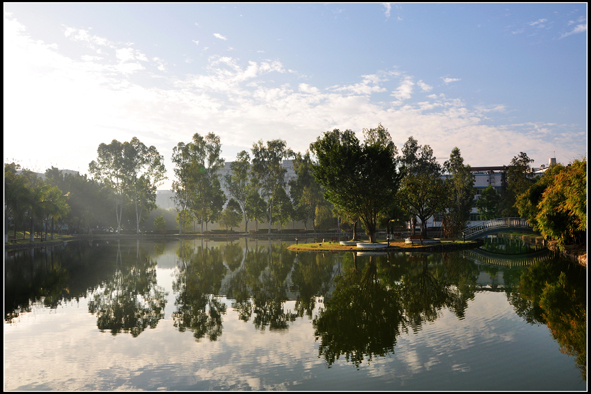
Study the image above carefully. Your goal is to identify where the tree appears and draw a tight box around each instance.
[89,137,165,234]
[534,158,586,250]
[398,173,447,237]
[39,184,70,240]
[398,136,444,236]
[224,150,251,232]
[154,215,166,232]
[245,187,267,232]
[310,124,401,243]
[476,185,501,220]
[516,164,563,230]
[190,133,226,232]
[176,209,195,233]
[219,199,242,231]
[201,176,227,231]
[442,147,475,238]
[314,205,335,231]
[89,139,129,233]
[398,137,445,237]
[289,152,324,230]
[251,139,294,234]
[271,186,293,231]
[5,163,30,241]
[172,140,197,234]
[501,152,535,217]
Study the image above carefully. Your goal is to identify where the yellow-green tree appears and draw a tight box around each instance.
[535,158,586,250]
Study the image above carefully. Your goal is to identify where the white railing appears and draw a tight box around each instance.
[462,217,532,239]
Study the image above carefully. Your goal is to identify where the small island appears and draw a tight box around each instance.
[288,239,480,252]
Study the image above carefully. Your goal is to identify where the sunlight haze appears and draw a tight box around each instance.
[4,3,587,190]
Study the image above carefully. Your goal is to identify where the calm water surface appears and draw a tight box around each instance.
[4,237,587,391]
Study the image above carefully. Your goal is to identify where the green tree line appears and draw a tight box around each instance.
[6,130,585,248]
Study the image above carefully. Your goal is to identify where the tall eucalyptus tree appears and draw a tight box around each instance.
[173,132,225,233]
[251,139,294,234]
[224,150,251,232]
[89,137,166,234]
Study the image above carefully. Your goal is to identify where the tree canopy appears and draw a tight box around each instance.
[310,124,400,242]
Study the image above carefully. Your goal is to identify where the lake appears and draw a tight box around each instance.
[4,237,587,391]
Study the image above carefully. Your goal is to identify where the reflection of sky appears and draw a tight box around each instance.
[4,249,585,391]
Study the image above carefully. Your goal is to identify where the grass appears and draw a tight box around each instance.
[5,231,77,245]
[288,239,475,252]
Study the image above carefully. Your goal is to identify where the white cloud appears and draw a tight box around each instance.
[4,14,585,189]
[391,77,414,102]
[192,40,199,45]
[152,57,167,72]
[528,18,547,27]
[560,24,587,39]
[298,83,320,94]
[214,33,227,40]
[417,80,432,92]
[442,77,461,84]
[330,73,388,95]
[383,3,391,18]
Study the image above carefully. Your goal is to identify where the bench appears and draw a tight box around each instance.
[407,234,424,245]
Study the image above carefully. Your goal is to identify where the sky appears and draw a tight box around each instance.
[4,3,588,190]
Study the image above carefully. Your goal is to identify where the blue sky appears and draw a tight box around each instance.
[4,3,587,190]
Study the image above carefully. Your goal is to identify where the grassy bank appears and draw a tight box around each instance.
[288,239,478,252]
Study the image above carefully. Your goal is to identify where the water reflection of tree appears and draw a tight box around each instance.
[249,241,298,331]
[314,256,405,369]
[88,241,167,337]
[5,242,118,323]
[290,252,336,319]
[223,241,305,331]
[5,248,70,322]
[172,241,227,341]
[510,258,587,381]
[313,251,481,368]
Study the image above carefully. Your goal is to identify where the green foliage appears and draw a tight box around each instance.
[310,124,400,242]
[245,188,267,231]
[398,136,444,236]
[172,133,225,233]
[89,137,166,234]
[534,158,586,250]
[224,150,251,231]
[271,186,293,229]
[476,185,501,220]
[251,139,294,233]
[314,205,335,231]
[442,148,475,238]
[219,199,243,231]
[501,152,535,217]
[176,209,195,232]
[153,215,166,232]
[289,152,324,230]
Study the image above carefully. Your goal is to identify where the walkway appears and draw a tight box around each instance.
[462,217,533,240]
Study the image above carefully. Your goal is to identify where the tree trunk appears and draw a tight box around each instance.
[351,220,358,241]
[30,217,34,242]
[268,201,272,234]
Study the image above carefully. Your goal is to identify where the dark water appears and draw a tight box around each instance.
[4,238,587,391]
